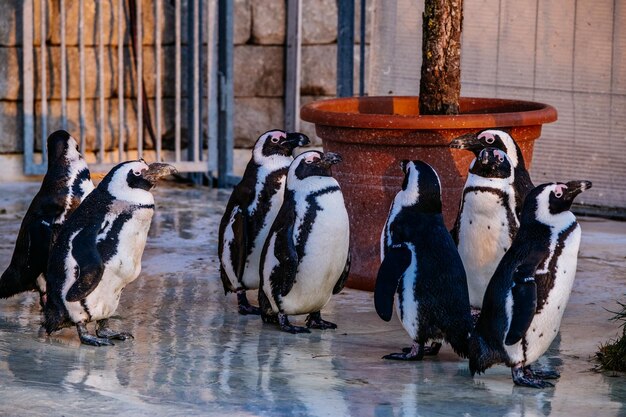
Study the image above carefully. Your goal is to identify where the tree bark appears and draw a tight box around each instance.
[419,0,463,115]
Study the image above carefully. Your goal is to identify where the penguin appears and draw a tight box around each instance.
[468,180,592,388]
[43,160,176,346]
[218,130,310,315]
[449,129,533,218]
[0,130,94,306]
[452,148,519,311]
[259,151,350,333]
[375,160,473,360]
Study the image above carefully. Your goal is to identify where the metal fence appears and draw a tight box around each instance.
[22,0,224,178]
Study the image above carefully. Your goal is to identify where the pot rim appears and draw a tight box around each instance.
[300,96,558,130]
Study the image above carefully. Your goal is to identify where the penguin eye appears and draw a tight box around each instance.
[485,137,495,144]
[554,191,563,198]
[132,169,142,176]
[305,159,313,164]
[271,137,280,144]
[497,155,504,163]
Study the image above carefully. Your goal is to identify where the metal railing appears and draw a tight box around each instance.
[22,0,223,178]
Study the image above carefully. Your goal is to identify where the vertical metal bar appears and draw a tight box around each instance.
[136,0,143,158]
[118,0,124,162]
[40,0,48,162]
[155,0,162,162]
[98,0,105,163]
[60,0,67,129]
[207,0,218,176]
[23,0,35,174]
[284,0,301,132]
[337,0,355,97]
[79,0,86,151]
[217,0,234,188]
[175,0,181,163]
[187,0,200,164]
[359,0,366,97]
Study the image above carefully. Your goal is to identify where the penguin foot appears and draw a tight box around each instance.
[524,366,560,380]
[401,342,441,356]
[237,290,261,315]
[76,323,114,347]
[305,312,337,330]
[96,320,134,340]
[512,366,554,388]
[279,313,310,334]
[384,343,424,361]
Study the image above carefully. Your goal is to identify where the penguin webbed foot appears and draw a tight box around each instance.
[76,323,114,347]
[237,290,261,316]
[384,343,424,361]
[524,365,560,380]
[279,313,310,334]
[96,322,134,341]
[305,312,337,330]
[402,341,441,356]
[512,366,555,388]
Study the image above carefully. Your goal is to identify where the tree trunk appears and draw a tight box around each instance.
[419,0,463,115]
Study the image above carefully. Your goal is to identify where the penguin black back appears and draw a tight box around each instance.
[0,130,93,302]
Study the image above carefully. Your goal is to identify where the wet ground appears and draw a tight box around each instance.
[0,182,624,417]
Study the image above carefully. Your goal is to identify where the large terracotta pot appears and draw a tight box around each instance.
[300,96,557,291]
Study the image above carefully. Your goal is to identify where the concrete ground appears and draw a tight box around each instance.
[0,182,624,417]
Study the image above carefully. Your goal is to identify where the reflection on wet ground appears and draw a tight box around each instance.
[0,183,624,416]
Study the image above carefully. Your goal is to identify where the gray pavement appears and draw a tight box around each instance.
[0,182,624,417]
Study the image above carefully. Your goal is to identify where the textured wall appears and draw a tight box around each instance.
[368,0,626,210]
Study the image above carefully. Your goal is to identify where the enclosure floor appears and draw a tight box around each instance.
[0,183,624,417]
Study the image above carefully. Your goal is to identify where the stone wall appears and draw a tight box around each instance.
[233,0,371,147]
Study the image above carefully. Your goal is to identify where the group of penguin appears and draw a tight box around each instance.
[219,128,591,389]
[0,127,591,390]
[0,130,175,346]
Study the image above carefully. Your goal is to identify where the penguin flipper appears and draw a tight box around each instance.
[65,227,104,302]
[275,221,298,297]
[504,275,537,346]
[333,250,351,295]
[231,206,249,280]
[375,244,412,322]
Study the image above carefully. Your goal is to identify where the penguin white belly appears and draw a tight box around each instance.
[504,226,581,365]
[240,179,286,290]
[279,193,349,315]
[65,208,153,323]
[395,247,419,341]
[458,191,513,308]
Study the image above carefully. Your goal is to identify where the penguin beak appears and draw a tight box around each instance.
[449,133,482,155]
[318,152,342,169]
[563,180,592,201]
[284,132,310,149]
[142,163,177,185]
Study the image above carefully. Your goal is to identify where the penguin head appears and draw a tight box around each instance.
[397,160,442,213]
[524,181,592,225]
[46,130,82,167]
[287,151,342,188]
[469,148,514,180]
[100,159,177,204]
[449,129,520,168]
[252,130,310,166]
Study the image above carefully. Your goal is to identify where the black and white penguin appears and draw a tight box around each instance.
[0,130,94,306]
[43,160,176,346]
[375,160,472,360]
[452,148,519,311]
[218,130,310,315]
[469,180,592,387]
[449,129,533,217]
[259,151,350,333]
